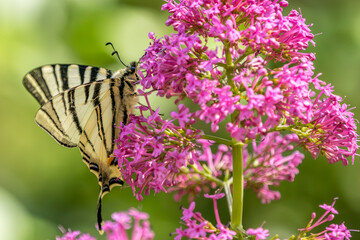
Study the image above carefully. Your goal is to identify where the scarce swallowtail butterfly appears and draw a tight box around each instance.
[23,47,138,233]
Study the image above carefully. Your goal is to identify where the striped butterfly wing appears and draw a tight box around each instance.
[23,63,138,233]
[23,64,113,106]
[33,78,117,148]
[77,80,137,230]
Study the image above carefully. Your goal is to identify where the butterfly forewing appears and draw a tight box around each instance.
[23,64,113,106]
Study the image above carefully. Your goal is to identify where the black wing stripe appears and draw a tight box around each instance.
[68,88,83,135]
[23,77,47,106]
[89,163,99,172]
[29,69,52,105]
[36,108,69,139]
[125,80,135,91]
[109,177,124,186]
[59,64,70,92]
[122,107,128,126]
[78,144,91,162]
[82,130,96,153]
[119,76,125,100]
[60,92,67,116]
[84,84,91,103]
[95,106,107,151]
[36,122,75,147]
[92,82,101,104]
[82,157,90,165]
[49,100,61,123]
[90,67,100,83]
[106,69,112,78]
[110,82,116,153]
[78,65,86,85]
[92,83,108,150]
[51,65,60,93]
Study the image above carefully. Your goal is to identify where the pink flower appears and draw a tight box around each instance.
[56,230,95,240]
[246,227,270,240]
[174,199,235,240]
[298,198,359,239]
[103,209,154,240]
[324,223,354,240]
[56,209,154,240]
[171,104,193,128]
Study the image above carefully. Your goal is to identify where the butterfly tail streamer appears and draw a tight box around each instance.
[97,191,105,234]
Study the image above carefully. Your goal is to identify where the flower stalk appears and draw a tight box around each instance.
[231,141,244,233]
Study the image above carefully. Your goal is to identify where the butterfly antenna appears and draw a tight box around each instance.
[106,42,128,68]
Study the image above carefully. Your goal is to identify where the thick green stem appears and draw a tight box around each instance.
[231,142,244,232]
[224,39,245,235]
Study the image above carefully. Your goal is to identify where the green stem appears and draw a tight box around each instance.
[231,142,244,233]
[224,41,240,96]
[224,39,245,235]
[223,179,233,216]
[189,164,223,186]
[201,134,233,146]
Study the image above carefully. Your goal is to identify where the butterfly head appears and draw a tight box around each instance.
[111,61,139,82]
[128,61,137,73]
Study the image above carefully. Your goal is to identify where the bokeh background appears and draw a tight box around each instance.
[1,0,360,239]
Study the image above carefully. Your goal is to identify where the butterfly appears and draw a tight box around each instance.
[23,47,138,232]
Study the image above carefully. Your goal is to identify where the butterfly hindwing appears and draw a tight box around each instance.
[34,79,116,147]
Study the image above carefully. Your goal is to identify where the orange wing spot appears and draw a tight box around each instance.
[107,156,114,166]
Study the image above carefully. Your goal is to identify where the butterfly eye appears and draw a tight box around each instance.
[130,62,137,72]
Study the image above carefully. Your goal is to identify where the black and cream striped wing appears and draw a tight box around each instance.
[23,64,113,106]
[34,78,133,150]
[77,87,127,188]
[24,61,139,233]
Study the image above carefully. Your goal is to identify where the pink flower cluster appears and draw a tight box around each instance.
[298,198,358,240]
[170,133,303,204]
[169,140,233,201]
[174,194,236,239]
[244,132,303,203]
[163,0,315,61]
[246,227,269,240]
[56,231,95,240]
[140,0,358,165]
[56,209,154,240]
[244,198,358,240]
[300,92,358,165]
[114,101,201,201]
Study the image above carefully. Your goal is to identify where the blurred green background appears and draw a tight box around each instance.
[1,0,359,239]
